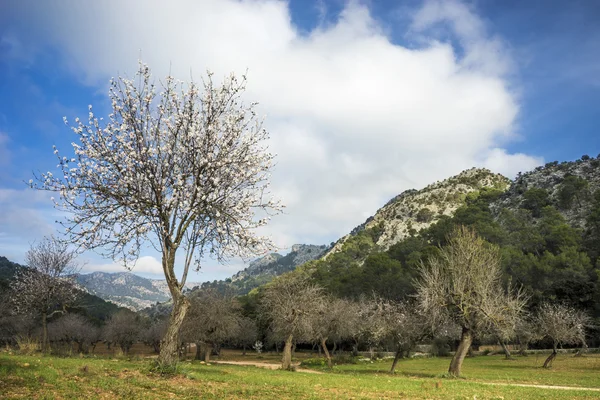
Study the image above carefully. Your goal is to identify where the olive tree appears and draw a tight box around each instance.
[31,62,282,366]
[260,273,324,370]
[11,236,80,352]
[181,289,241,362]
[415,226,527,377]
[534,303,590,368]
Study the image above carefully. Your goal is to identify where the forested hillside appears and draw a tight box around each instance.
[0,257,123,325]
[296,155,600,325]
[198,244,328,296]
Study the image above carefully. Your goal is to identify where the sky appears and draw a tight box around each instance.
[0,0,599,283]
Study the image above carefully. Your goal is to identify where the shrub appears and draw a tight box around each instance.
[299,357,327,367]
[16,336,39,355]
[416,208,434,223]
[332,354,360,365]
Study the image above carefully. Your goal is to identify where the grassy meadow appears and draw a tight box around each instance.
[1,349,600,399]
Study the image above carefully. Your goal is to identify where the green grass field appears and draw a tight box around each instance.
[1,350,600,399]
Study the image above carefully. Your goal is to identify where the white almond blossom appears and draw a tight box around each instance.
[31,61,283,366]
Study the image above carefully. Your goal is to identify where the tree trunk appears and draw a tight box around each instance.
[499,340,512,359]
[543,345,557,368]
[518,341,528,356]
[282,334,294,370]
[352,342,358,357]
[332,342,337,355]
[157,291,190,366]
[574,340,588,357]
[448,326,472,377]
[390,347,402,374]
[41,312,48,352]
[195,342,202,360]
[321,337,332,368]
[242,344,246,356]
[203,343,211,362]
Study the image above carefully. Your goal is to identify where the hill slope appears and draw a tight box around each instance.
[325,168,510,259]
[299,155,600,323]
[75,272,200,311]
[199,244,329,296]
[0,256,122,324]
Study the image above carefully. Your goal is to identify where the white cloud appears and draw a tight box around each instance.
[2,0,543,280]
[84,255,163,275]
[482,148,544,179]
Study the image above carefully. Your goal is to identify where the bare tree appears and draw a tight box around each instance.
[312,297,358,368]
[534,303,590,368]
[382,301,425,374]
[31,62,282,366]
[486,287,528,360]
[141,318,168,354]
[11,236,80,352]
[48,313,99,354]
[260,273,324,370]
[415,226,527,377]
[235,317,258,356]
[181,289,240,362]
[514,318,537,356]
[103,310,141,354]
[347,297,377,356]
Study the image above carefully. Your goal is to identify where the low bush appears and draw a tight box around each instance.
[16,336,39,355]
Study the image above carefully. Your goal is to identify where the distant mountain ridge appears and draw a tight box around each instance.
[75,272,200,311]
[232,244,328,282]
[0,256,123,323]
[196,244,329,296]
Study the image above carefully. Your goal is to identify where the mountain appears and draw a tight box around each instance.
[75,272,200,311]
[198,244,329,296]
[300,155,600,321]
[140,244,329,317]
[492,157,600,227]
[0,256,123,324]
[325,168,510,259]
[232,244,329,283]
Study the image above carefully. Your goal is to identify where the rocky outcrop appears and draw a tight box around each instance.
[325,168,510,257]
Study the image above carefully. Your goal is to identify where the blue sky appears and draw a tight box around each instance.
[0,0,599,282]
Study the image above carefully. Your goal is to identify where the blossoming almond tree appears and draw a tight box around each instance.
[31,62,282,366]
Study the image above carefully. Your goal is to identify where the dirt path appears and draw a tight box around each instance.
[213,360,324,374]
